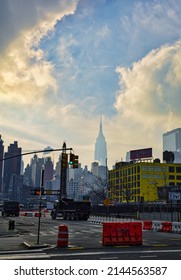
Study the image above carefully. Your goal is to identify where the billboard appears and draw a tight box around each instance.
[130,148,152,160]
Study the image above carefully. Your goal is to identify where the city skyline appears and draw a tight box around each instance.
[0,0,181,169]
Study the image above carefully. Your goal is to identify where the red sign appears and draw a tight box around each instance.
[130,148,152,160]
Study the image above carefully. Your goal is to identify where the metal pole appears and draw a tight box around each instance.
[37,168,44,244]
[37,200,41,244]
[171,200,173,222]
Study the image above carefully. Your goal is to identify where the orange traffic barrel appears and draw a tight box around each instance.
[57,224,68,247]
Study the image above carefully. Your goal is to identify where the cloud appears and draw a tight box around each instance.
[0,1,79,104]
[111,41,181,161]
[1,0,181,169]
[0,0,79,149]
[120,0,181,62]
[0,0,78,52]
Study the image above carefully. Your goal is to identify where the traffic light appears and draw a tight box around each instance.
[31,187,44,195]
[69,153,79,168]
[61,152,68,169]
[73,155,79,168]
[69,153,74,165]
[34,188,41,195]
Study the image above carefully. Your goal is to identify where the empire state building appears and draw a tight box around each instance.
[94,117,107,166]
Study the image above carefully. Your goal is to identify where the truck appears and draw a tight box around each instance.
[51,198,91,221]
[2,201,20,217]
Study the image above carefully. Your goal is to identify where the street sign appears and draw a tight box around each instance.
[31,189,60,195]
[169,192,181,200]
[103,198,111,206]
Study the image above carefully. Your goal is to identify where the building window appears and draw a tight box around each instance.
[155,174,161,179]
[149,166,153,171]
[169,166,174,173]
[155,166,161,172]
[176,167,181,173]
[169,175,175,180]
[176,176,181,180]
[142,166,147,171]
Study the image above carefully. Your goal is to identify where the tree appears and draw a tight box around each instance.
[87,175,109,206]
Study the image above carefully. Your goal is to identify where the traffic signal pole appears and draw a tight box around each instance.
[37,168,44,244]
[60,142,68,199]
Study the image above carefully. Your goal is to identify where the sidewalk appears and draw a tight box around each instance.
[0,223,50,253]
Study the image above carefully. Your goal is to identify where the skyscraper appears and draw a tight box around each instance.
[163,128,181,163]
[94,117,107,166]
[3,141,22,198]
[163,128,181,151]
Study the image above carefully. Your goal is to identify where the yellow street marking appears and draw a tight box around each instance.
[153,244,168,247]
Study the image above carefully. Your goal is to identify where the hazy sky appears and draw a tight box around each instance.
[0,0,181,168]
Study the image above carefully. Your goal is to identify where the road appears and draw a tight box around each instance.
[1,213,181,259]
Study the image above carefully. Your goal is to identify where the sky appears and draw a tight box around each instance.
[0,0,181,169]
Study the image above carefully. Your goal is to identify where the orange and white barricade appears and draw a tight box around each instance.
[57,224,68,247]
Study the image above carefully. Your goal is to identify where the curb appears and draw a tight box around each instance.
[23,242,49,250]
[0,248,45,255]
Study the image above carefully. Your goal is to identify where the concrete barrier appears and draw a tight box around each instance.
[172,222,181,233]
[88,216,181,234]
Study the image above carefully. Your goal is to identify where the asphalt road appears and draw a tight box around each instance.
[1,214,181,259]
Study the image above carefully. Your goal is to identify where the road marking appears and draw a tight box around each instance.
[100,257,118,260]
[140,255,157,258]
[49,248,181,258]
[49,231,56,235]
[153,244,168,246]
[29,233,36,236]
[40,232,48,236]
[68,246,84,250]
[170,238,181,240]
[114,245,130,248]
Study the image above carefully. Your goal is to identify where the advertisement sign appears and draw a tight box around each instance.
[130,148,152,160]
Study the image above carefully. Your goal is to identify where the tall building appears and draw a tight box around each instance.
[3,141,22,198]
[0,135,4,193]
[31,154,44,188]
[163,128,181,163]
[94,117,107,166]
[44,156,54,188]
